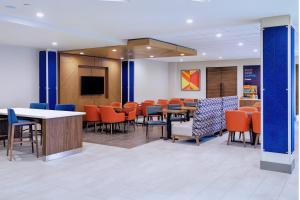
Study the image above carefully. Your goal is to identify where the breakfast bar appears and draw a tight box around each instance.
[0,108,85,161]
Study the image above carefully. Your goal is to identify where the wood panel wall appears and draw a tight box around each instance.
[59,53,121,111]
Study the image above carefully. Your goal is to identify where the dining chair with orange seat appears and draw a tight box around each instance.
[169,98,184,106]
[252,112,261,147]
[239,106,258,112]
[141,102,157,124]
[110,102,122,108]
[124,102,139,109]
[100,106,126,134]
[144,100,155,105]
[183,98,194,103]
[225,110,250,147]
[157,99,168,109]
[84,105,102,133]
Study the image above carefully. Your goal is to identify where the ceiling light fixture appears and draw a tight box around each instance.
[237,42,244,46]
[36,12,44,18]
[186,19,194,24]
[112,49,117,52]
[146,46,152,50]
[80,52,84,55]
[253,49,258,53]
[180,53,185,56]
[149,55,154,58]
[120,57,124,60]
[202,52,207,56]
[218,56,223,59]
[216,33,222,38]
[51,42,58,46]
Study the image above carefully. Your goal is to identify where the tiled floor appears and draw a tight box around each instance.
[0,130,298,200]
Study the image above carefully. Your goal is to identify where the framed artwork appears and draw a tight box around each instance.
[181,69,200,91]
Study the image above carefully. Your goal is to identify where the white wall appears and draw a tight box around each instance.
[134,59,169,102]
[0,44,39,108]
[168,58,261,99]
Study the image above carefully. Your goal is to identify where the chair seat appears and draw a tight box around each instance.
[146,121,167,125]
[13,120,34,126]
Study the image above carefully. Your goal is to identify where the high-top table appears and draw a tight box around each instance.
[0,108,85,161]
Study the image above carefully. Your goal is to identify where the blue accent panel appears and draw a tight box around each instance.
[291,26,295,153]
[55,104,75,111]
[122,61,128,105]
[39,51,46,103]
[129,61,134,102]
[263,26,288,154]
[48,51,57,110]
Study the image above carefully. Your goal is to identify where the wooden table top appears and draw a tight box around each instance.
[180,106,197,111]
[163,109,186,114]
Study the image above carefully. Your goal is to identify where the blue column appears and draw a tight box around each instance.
[39,50,58,110]
[122,61,129,105]
[260,15,295,174]
[129,61,135,102]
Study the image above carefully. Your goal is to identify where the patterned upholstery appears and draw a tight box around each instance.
[192,98,223,137]
[222,96,239,129]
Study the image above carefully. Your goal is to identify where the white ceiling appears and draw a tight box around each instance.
[0,0,298,62]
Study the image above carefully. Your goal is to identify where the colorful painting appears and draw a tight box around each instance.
[243,65,261,98]
[181,69,200,91]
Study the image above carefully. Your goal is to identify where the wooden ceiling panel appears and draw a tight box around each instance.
[61,38,197,60]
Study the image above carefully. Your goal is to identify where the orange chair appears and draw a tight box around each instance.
[252,112,261,147]
[239,106,258,112]
[110,102,122,108]
[100,106,125,134]
[124,102,139,109]
[225,110,250,147]
[84,105,101,133]
[169,98,184,106]
[184,98,194,103]
[157,99,168,109]
[125,109,137,130]
[141,102,155,123]
[253,102,261,112]
[144,100,155,105]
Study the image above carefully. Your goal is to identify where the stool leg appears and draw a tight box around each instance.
[30,125,34,153]
[7,126,11,156]
[9,125,15,161]
[34,124,39,158]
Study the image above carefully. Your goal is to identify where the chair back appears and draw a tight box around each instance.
[55,104,76,111]
[239,106,258,113]
[144,100,155,105]
[124,102,138,109]
[252,112,261,134]
[30,103,48,110]
[142,102,154,116]
[99,106,116,123]
[7,108,18,125]
[146,106,162,116]
[157,99,168,109]
[169,98,184,106]
[225,110,249,132]
[253,102,261,112]
[110,102,122,108]
[183,98,194,102]
[84,105,100,122]
[184,102,197,107]
[168,104,181,110]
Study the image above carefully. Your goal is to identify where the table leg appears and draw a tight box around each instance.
[186,110,190,121]
[251,131,256,145]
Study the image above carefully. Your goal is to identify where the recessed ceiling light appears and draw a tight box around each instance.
[4,5,17,9]
[120,57,124,60]
[216,33,222,38]
[253,49,258,53]
[180,58,184,62]
[218,56,223,59]
[36,12,44,18]
[146,46,152,50]
[237,42,244,46]
[80,52,84,55]
[51,42,58,46]
[149,55,154,58]
[186,19,194,24]
[202,52,207,56]
[180,53,185,56]
[112,49,117,52]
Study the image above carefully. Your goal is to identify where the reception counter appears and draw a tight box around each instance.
[239,99,261,107]
[0,108,85,161]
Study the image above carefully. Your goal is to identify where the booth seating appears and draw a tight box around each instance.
[172,96,238,145]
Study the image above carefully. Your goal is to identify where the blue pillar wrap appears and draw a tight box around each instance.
[129,61,134,102]
[122,61,129,105]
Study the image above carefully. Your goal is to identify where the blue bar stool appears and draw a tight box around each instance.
[7,108,39,161]
[55,104,76,111]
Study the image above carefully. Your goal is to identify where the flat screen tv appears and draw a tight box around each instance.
[81,76,104,95]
